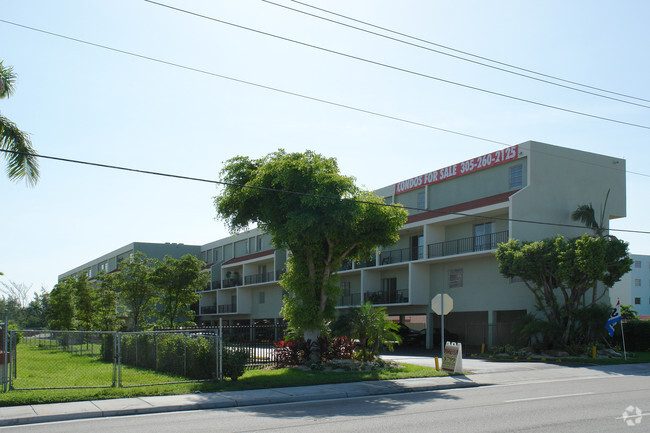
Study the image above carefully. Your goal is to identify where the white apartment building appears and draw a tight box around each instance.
[61,141,627,348]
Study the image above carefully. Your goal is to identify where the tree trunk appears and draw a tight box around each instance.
[304,328,321,363]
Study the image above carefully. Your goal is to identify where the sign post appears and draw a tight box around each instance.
[431,294,453,358]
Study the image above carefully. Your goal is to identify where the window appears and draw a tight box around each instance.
[449,269,463,288]
[340,281,351,296]
[259,291,265,304]
[207,249,213,264]
[214,248,219,263]
[509,165,523,189]
[257,237,263,252]
[417,191,425,209]
[474,222,494,251]
[98,262,108,272]
[635,260,642,268]
[635,297,641,304]
[635,279,641,287]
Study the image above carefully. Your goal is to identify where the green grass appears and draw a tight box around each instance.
[0,344,446,407]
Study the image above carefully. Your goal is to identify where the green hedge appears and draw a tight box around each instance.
[613,321,650,351]
[100,333,248,381]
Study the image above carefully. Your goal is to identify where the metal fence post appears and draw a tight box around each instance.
[117,332,122,388]
[112,332,117,388]
[2,315,7,392]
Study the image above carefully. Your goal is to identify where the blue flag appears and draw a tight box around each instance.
[606,300,622,337]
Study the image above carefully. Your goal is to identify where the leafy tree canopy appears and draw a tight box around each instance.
[495,234,632,345]
[152,254,206,328]
[215,150,408,336]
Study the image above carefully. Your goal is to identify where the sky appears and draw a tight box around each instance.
[1,0,649,298]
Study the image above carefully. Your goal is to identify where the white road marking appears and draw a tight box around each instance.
[504,392,594,403]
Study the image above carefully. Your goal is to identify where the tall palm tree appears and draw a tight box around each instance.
[0,61,39,185]
[571,189,611,303]
[571,189,610,237]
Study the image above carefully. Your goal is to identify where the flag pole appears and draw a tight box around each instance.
[621,317,627,360]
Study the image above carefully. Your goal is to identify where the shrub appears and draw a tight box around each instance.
[273,339,310,366]
[612,321,650,351]
[331,336,354,360]
[223,349,249,381]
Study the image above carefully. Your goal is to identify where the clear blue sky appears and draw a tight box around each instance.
[2,0,649,297]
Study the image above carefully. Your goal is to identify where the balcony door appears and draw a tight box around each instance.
[474,222,494,251]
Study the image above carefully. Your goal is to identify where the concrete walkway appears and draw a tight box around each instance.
[0,357,647,427]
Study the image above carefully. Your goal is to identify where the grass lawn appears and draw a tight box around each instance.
[0,344,445,407]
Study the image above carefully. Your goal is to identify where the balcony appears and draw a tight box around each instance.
[427,230,509,258]
[244,271,275,285]
[200,305,217,314]
[338,292,361,306]
[379,246,422,265]
[339,259,353,271]
[356,257,376,268]
[364,288,408,304]
[222,277,242,288]
[218,303,237,313]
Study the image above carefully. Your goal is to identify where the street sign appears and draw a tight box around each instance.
[431,294,453,315]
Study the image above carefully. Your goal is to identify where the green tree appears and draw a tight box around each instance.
[495,234,632,346]
[333,302,401,361]
[152,254,206,328]
[94,271,123,331]
[114,252,158,331]
[22,289,49,329]
[215,150,407,340]
[47,279,76,330]
[72,273,97,331]
[0,61,39,184]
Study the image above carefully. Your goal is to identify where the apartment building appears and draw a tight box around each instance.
[610,254,650,320]
[58,242,202,280]
[60,141,627,347]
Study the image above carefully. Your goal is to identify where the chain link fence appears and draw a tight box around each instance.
[6,330,224,390]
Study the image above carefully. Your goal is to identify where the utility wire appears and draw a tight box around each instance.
[144,1,650,131]
[262,0,650,110]
[0,18,506,146]
[290,0,650,105]
[2,149,648,235]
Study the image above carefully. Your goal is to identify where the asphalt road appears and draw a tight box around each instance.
[6,370,649,433]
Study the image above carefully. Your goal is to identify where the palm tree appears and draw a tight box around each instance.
[571,189,611,303]
[571,189,610,237]
[0,61,39,185]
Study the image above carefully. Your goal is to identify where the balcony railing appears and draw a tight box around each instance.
[427,230,508,258]
[222,277,242,288]
[338,293,362,306]
[364,288,408,304]
[244,271,275,285]
[339,259,353,271]
[218,303,237,313]
[356,257,376,268]
[379,246,422,265]
[200,305,217,314]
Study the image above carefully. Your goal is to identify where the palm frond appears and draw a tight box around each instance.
[0,62,17,99]
[571,204,598,231]
[0,115,40,185]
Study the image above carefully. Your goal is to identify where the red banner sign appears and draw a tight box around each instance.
[394,145,519,195]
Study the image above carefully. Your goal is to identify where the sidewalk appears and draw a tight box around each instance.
[0,358,646,427]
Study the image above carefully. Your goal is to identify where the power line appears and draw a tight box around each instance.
[2,148,649,235]
[290,0,650,105]
[0,18,506,146]
[262,0,650,110]
[144,1,650,131]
